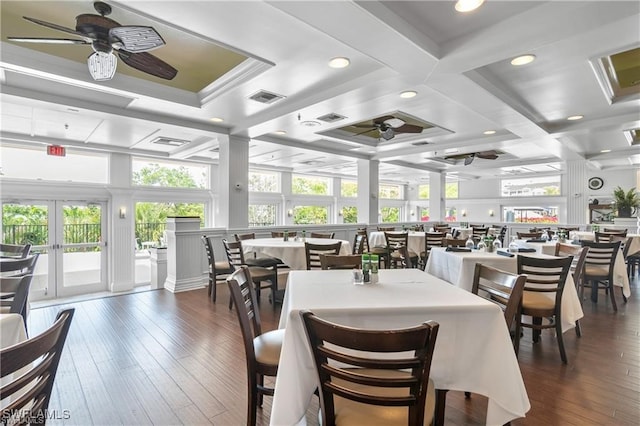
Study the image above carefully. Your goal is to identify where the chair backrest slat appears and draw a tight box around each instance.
[310,232,335,239]
[320,254,363,270]
[305,242,342,270]
[0,243,31,259]
[471,264,526,331]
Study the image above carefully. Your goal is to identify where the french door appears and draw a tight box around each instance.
[1,200,108,300]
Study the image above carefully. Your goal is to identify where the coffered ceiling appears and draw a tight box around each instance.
[1,0,638,184]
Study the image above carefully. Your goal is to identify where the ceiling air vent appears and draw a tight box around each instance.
[248,90,285,104]
[150,137,189,147]
[412,141,430,146]
[317,113,346,123]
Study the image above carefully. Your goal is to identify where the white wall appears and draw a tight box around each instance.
[587,169,638,204]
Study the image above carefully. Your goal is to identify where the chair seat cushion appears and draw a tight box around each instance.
[522,291,555,311]
[254,329,284,366]
[215,261,233,274]
[584,265,609,278]
[248,266,276,280]
[245,257,280,268]
[328,368,435,426]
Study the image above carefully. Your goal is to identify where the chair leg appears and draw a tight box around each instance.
[574,320,582,337]
[622,287,628,304]
[248,375,258,426]
[532,317,542,343]
[257,374,264,407]
[434,389,448,426]
[555,318,567,364]
[608,280,617,311]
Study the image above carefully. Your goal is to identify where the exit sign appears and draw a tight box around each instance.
[47,145,66,157]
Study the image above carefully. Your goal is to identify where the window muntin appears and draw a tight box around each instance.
[501,176,561,197]
[292,175,331,195]
[132,158,209,189]
[503,206,559,224]
[249,204,277,227]
[0,145,108,183]
[341,180,358,197]
[379,184,402,199]
[293,205,328,224]
[249,170,279,192]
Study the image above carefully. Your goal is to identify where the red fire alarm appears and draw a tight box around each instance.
[47,145,66,157]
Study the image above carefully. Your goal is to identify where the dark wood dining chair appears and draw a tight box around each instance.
[0,253,39,276]
[581,240,622,310]
[420,232,446,268]
[517,255,573,363]
[1,308,74,425]
[516,231,543,239]
[0,275,35,330]
[443,238,467,247]
[352,230,368,255]
[304,241,342,270]
[471,227,489,240]
[602,228,627,236]
[320,254,363,270]
[201,235,233,302]
[271,231,297,238]
[0,243,31,258]
[222,239,279,310]
[300,310,439,426]
[555,243,589,336]
[384,231,418,268]
[377,226,396,232]
[235,232,256,241]
[235,232,289,269]
[309,231,335,239]
[595,231,627,243]
[227,267,283,426]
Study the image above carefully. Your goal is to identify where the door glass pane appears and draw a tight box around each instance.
[62,204,102,287]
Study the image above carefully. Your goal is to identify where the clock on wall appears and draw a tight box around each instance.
[588,177,604,190]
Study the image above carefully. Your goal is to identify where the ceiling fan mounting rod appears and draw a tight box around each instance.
[93,2,112,17]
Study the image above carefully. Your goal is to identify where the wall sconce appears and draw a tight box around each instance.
[234,182,242,191]
[371,193,378,199]
[338,210,343,216]
[287,209,293,217]
[410,211,415,216]
[461,210,467,217]
[119,207,126,219]
[489,209,494,217]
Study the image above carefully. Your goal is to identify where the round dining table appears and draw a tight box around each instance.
[240,237,352,270]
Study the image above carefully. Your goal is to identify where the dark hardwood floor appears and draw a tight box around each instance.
[28,275,639,425]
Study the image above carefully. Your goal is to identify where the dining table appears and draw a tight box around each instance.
[270,269,530,426]
[517,240,631,298]
[240,238,351,271]
[425,247,584,333]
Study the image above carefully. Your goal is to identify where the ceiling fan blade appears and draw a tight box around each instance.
[7,37,89,45]
[476,150,499,159]
[394,123,423,133]
[444,153,469,160]
[373,115,396,125]
[22,16,94,43]
[118,51,177,80]
[354,127,377,136]
[109,26,165,52]
[464,155,475,166]
[353,123,379,128]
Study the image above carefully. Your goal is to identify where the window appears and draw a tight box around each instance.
[379,184,402,199]
[445,182,458,199]
[418,184,430,200]
[0,144,108,183]
[249,204,277,227]
[294,206,328,224]
[501,176,561,197]
[292,175,330,195]
[341,206,357,223]
[503,206,559,224]
[420,208,430,222]
[445,207,457,222]
[249,170,279,192]
[341,180,358,197]
[135,202,204,247]
[380,207,400,223]
[132,158,209,189]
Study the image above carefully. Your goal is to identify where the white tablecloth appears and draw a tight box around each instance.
[368,231,425,254]
[425,247,584,333]
[573,232,640,255]
[526,241,631,298]
[271,269,530,426]
[241,238,351,270]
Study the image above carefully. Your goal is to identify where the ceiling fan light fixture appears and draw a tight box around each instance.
[510,54,536,66]
[328,57,350,68]
[380,127,395,141]
[455,0,485,13]
[400,90,417,98]
[87,51,117,81]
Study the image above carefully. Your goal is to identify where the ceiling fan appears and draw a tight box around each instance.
[353,115,423,140]
[445,150,500,165]
[7,1,177,82]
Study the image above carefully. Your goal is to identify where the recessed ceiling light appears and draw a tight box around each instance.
[455,0,485,13]
[510,54,536,66]
[567,115,584,121]
[483,130,496,135]
[210,117,224,123]
[445,148,459,154]
[328,57,350,68]
[400,91,417,99]
[300,120,321,127]
[273,130,287,135]
[600,149,611,153]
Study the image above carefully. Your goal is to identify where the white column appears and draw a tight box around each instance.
[566,160,588,224]
[164,217,205,293]
[429,172,446,222]
[282,171,293,226]
[108,153,135,292]
[357,159,379,224]
[218,135,249,228]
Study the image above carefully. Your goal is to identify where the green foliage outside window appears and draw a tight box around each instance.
[294,206,328,224]
[249,205,276,226]
[445,182,458,199]
[420,208,430,222]
[132,162,207,189]
[342,206,357,223]
[379,184,402,199]
[249,171,279,192]
[418,184,429,199]
[381,207,399,223]
[341,181,358,197]
[292,175,330,195]
[2,204,49,245]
